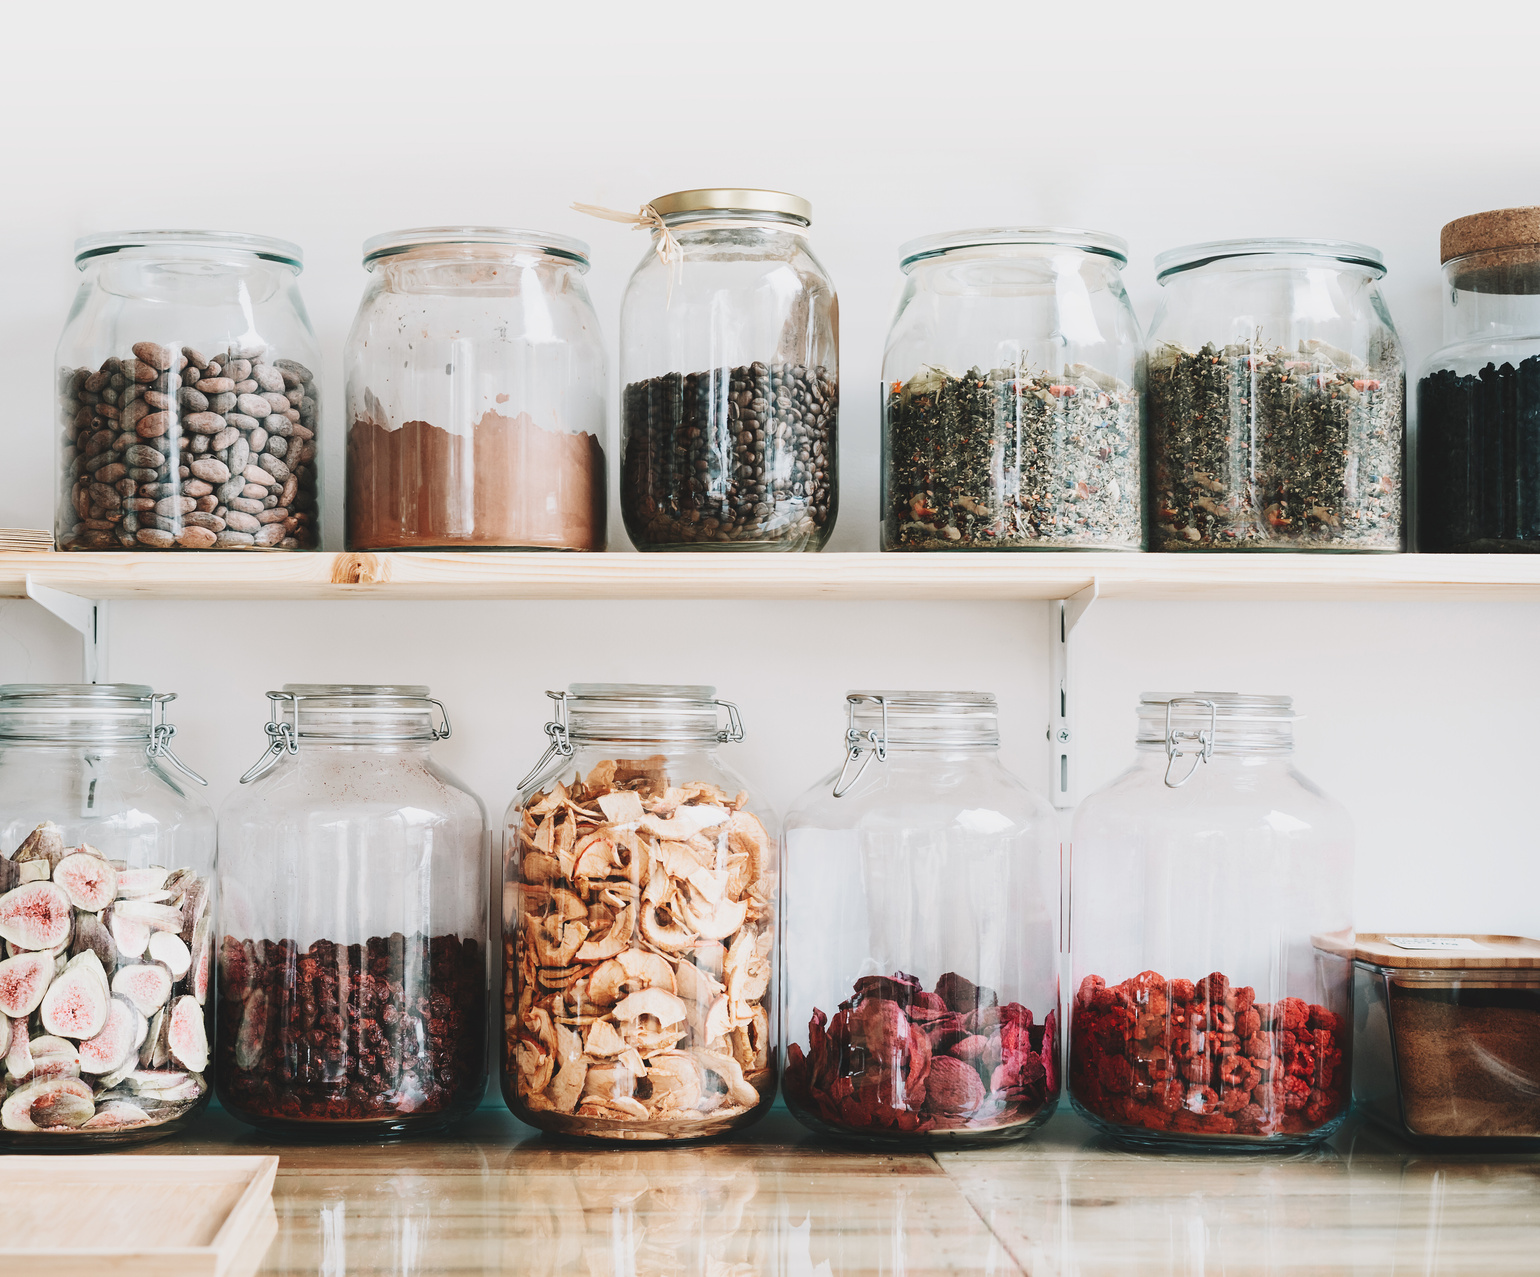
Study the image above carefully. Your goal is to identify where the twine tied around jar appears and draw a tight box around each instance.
[572,202,685,300]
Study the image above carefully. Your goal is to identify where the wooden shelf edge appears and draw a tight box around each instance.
[4,550,1540,602]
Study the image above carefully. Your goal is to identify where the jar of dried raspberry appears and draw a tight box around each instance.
[503,684,777,1140]
[780,692,1060,1147]
[217,686,488,1137]
[1069,693,1354,1149]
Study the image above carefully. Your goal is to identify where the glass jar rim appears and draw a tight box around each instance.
[649,188,811,224]
[847,690,1000,749]
[1155,238,1384,281]
[277,684,442,740]
[361,226,590,270]
[899,227,1128,271]
[1135,691,1296,752]
[562,683,736,745]
[75,230,303,269]
[0,683,163,741]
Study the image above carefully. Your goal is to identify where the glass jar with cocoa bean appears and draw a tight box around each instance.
[0,684,215,1147]
[56,231,322,552]
[882,229,1143,551]
[1069,693,1354,1149]
[503,684,777,1139]
[780,692,1059,1147]
[217,686,488,1137]
[612,189,838,550]
[344,227,608,552]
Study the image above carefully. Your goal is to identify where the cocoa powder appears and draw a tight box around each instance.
[346,408,605,550]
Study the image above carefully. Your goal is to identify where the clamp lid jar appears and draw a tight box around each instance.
[882,228,1142,551]
[781,690,1059,1147]
[0,683,215,1146]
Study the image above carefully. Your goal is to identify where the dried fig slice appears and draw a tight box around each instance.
[108,909,152,959]
[167,994,208,1071]
[4,1015,30,1079]
[113,867,169,899]
[53,852,119,913]
[81,1100,153,1129]
[112,963,173,1016]
[190,917,211,1006]
[0,951,54,1018]
[1,1075,93,1131]
[79,996,143,1075]
[40,951,110,1040]
[72,913,117,973]
[0,1013,8,1059]
[0,881,73,950]
[111,899,184,933]
[0,857,16,895]
[32,1088,96,1129]
[11,823,65,868]
[147,931,191,979]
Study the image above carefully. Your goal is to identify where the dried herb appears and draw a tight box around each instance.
[1146,340,1403,550]
[784,970,1056,1138]
[1070,969,1346,1140]
[1417,356,1540,551]
[883,364,1139,549]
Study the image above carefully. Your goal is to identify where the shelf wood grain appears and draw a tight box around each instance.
[6,549,1540,602]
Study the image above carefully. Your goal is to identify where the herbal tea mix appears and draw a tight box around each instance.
[1146,339,1403,550]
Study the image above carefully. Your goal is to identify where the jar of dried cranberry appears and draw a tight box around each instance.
[780,692,1060,1147]
[217,686,488,1136]
[1069,693,1354,1149]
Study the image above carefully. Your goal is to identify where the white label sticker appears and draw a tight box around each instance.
[1385,936,1484,951]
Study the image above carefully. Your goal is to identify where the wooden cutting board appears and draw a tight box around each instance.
[0,1154,278,1276]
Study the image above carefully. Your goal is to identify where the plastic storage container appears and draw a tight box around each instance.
[881,229,1142,551]
[1069,692,1353,1148]
[1351,933,1540,1146]
[56,231,321,552]
[1417,208,1540,552]
[616,189,838,551]
[217,686,488,1136]
[345,227,608,552]
[781,692,1059,1146]
[503,684,776,1139]
[1145,239,1405,551]
[0,684,215,1145]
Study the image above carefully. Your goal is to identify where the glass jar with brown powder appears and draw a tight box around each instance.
[344,228,607,551]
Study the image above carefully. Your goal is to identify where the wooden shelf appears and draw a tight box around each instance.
[5,549,1540,602]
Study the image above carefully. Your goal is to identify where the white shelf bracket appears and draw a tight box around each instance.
[1047,579,1098,810]
[26,575,108,684]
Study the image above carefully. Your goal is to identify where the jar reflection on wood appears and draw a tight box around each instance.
[617,190,838,551]
[1145,239,1405,551]
[55,231,321,552]
[882,229,1143,551]
[0,685,215,1146]
[216,686,488,1136]
[502,685,777,1139]
[781,693,1060,1147]
[1069,693,1353,1148]
[345,228,608,552]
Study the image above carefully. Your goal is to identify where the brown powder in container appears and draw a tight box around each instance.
[347,408,605,550]
[1390,983,1540,1138]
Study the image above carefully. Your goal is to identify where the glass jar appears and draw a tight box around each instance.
[56,231,321,552]
[1069,693,1353,1149]
[781,692,1059,1147]
[344,227,608,552]
[617,190,838,551]
[1145,239,1405,551]
[1417,208,1540,552]
[217,686,488,1136]
[0,684,214,1146]
[881,229,1142,551]
[502,684,777,1139]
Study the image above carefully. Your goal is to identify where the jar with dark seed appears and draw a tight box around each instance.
[617,189,838,551]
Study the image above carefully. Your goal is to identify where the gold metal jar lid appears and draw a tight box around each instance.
[648,189,811,224]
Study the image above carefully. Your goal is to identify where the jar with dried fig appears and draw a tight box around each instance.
[781,692,1060,1147]
[217,686,488,1137]
[0,684,215,1147]
[502,684,777,1140]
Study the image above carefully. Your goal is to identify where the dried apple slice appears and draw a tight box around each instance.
[0,881,73,950]
[53,852,118,912]
[0,951,54,1018]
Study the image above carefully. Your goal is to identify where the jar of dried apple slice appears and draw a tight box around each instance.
[502,684,777,1140]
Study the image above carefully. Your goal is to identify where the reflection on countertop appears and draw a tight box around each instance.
[118,1103,1540,1275]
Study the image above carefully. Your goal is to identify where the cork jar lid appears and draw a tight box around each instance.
[1352,933,1540,970]
[1441,208,1540,292]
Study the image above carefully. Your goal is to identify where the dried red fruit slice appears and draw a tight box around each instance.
[0,881,73,951]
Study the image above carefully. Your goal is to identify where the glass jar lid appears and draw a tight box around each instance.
[899,227,1127,271]
[0,683,157,740]
[648,189,811,226]
[361,226,590,270]
[74,230,303,269]
[1136,692,1296,777]
[563,683,741,744]
[238,685,450,784]
[1154,238,1384,281]
[846,690,999,748]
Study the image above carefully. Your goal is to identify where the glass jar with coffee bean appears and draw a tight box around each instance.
[882,228,1143,551]
[616,190,838,550]
[55,231,322,552]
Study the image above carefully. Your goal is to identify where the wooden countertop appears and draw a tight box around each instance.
[108,1103,1540,1275]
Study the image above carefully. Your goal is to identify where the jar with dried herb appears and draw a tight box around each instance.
[1145,240,1405,551]
[503,684,776,1139]
[217,686,488,1137]
[781,692,1059,1147]
[882,228,1142,551]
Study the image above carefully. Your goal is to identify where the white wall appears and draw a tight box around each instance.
[2,0,1538,935]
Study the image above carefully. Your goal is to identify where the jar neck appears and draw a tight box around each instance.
[1441,258,1540,345]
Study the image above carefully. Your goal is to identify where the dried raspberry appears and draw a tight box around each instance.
[1170,979,1196,1004]
[1194,972,1230,1006]
[1275,997,1310,1033]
